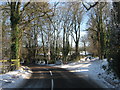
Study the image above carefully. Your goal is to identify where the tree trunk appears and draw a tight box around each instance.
[10,22,20,59]
[41,30,46,58]
[10,2,20,59]
[75,41,79,54]
[63,27,66,61]
[84,42,86,55]
[48,34,51,61]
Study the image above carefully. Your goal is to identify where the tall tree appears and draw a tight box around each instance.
[108,1,120,77]
[5,1,52,60]
[69,2,84,54]
[21,2,53,63]
[87,2,108,59]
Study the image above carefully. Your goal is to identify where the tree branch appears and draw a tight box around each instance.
[20,12,46,26]
[20,1,30,16]
[16,1,21,11]
[82,2,98,11]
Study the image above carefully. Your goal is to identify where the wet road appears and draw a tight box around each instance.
[20,64,104,89]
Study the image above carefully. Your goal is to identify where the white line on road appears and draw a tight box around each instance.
[50,71,53,75]
[51,79,54,90]
[49,71,54,90]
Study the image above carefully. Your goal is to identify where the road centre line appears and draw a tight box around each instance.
[49,71,54,90]
[50,71,53,76]
[51,79,54,90]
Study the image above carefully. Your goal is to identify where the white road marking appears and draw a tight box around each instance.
[49,71,54,90]
[50,71,53,75]
[51,79,54,90]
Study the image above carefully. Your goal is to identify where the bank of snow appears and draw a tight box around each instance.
[55,58,120,88]
[0,66,32,89]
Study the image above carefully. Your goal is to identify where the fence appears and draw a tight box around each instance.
[0,59,20,74]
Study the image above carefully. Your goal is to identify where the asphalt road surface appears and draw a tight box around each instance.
[20,64,105,89]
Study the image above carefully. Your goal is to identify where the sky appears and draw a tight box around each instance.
[0,0,89,47]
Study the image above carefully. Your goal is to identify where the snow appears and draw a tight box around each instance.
[1,57,120,89]
[0,66,32,89]
[55,57,120,88]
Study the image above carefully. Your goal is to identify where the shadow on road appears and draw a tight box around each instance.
[19,64,106,89]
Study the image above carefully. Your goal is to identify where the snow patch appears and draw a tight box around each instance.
[0,66,32,89]
[55,57,120,88]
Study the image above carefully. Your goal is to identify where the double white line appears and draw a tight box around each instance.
[50,71,54,90]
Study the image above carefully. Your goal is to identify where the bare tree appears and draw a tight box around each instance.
[81,35,88,55]
[69,2,84,54]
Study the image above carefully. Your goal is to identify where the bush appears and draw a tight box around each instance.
[48,60,55,64]
[68,53,81,61]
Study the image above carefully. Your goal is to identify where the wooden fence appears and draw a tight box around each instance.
[0,59,20,74]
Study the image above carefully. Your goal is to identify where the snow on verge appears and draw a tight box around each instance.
[55,58,120,88]
[0,66,32,89]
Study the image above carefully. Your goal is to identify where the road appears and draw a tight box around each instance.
[20,64,105,89]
